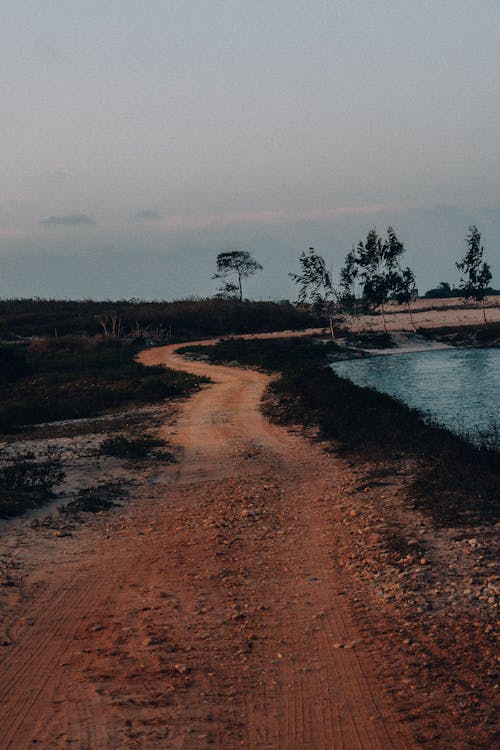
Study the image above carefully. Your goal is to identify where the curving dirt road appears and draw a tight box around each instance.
[0,339,418,749]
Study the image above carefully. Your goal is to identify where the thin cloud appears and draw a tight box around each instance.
[135,209,162,220]
[157,202,418,232]
[40,213,96,227]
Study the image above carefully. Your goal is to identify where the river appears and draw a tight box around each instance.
[331,347,500,444]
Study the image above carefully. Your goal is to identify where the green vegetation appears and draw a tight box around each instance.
[183,337,499,527]
[0,336,206,433]
[213,250,263,300]
[289,228,417,335]
[0,447,65,517]
[456,225,492,323]
[0,298,322,340]
[98,434,173,461]
[63,481,127,514]
[180,335,342,370]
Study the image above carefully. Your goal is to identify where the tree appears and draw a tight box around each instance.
[339,247,361,330]
[289,247,339,340]
[456,225,492,324]
[212,250,263,301]
[355,226,410,332]
[390,266,417,331]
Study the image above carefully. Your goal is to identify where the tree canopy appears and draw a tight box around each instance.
[289,247,339,339]
[213,250,263,300]
[456,225,492,323]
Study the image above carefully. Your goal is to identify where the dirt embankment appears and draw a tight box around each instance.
[0,337,496,749]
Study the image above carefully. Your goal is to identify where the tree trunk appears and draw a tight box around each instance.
[328,314,336,342]
[380,303,388,333]
[238,274,243,301]
[482,298,488,325]
[407,302,416,332]
[352,287,361,333]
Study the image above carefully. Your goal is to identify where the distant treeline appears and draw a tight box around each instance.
[0,298,324,340]
[423,282,500,299]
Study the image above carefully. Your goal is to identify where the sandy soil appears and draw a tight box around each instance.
[0,328,497,749]
[349,297,500,332]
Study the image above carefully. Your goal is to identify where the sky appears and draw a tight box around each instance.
[1,0,499,300]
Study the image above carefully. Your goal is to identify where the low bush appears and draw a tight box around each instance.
[0,336,207,432]
[0,447,65,517]
[98,434,173,460]
[63,481,127,514]
[0,345,31,381]
[0,298,324,339]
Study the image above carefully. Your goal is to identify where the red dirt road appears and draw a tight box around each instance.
[0,341,420,749]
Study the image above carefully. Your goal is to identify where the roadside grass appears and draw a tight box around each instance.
[0,336,207,433]
[29,480,130,531]
[182,337,500,527]
[0,446,65,518]
[179,335,344,370]
[63,480,127,514]
[98,434,174,461]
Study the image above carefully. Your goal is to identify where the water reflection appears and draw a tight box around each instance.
[331,348,500,441]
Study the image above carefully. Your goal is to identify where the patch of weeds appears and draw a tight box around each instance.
[0,335,207,433]
[98,434,174,461]
[63,481,128,515]
[180,336,343,372]
[0,446,65,518]
[0,554,20,587]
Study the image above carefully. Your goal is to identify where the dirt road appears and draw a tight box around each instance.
[0,341,420,749]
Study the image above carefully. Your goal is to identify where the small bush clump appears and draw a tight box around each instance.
[63,481,127,514]
[98,434,173,460]
[0,447,65,517]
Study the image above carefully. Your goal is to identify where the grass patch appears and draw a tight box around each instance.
[0,336,207,433]
[180,335,343,371]
[0,297,324,339]
[184,336,500,527]
[98,434,174,461]
[63,481,127,514]
[0,446,65,518]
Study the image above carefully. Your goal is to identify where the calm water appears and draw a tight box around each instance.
[331,348,500,442]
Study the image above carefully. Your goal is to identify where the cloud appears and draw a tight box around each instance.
[40,213,96,227]
[156,202,417,232]
[134,209,162,220]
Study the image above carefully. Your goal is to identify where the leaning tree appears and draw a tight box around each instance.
[289,247,339,340]
[212,250,263,300]
[456,225,492,324]
[339,247,361,331]
[390,266,417,331]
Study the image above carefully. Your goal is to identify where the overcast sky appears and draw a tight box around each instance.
[2,1,499,300]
